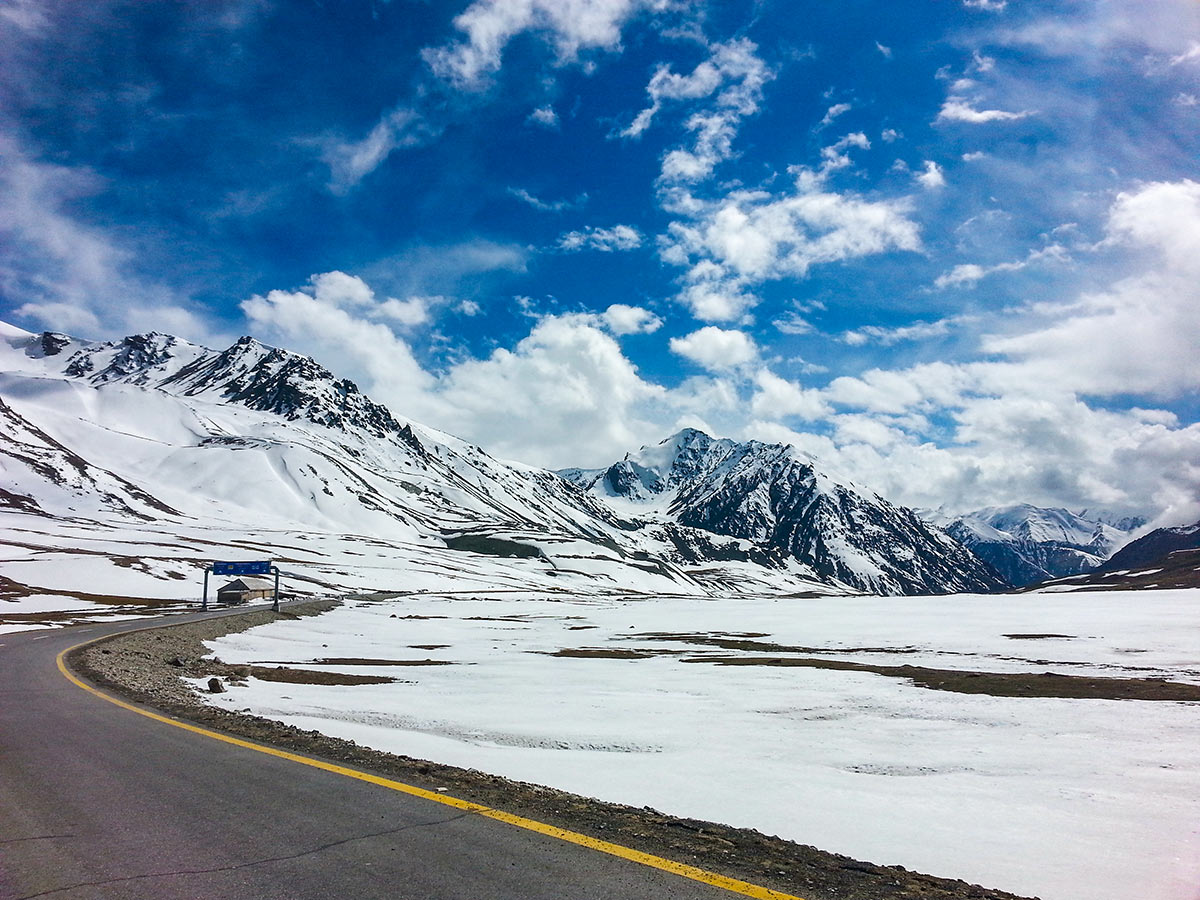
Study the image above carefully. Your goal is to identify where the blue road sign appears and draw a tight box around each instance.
[212,560,272,576]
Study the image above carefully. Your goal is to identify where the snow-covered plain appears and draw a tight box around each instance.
[198,588,1200,900]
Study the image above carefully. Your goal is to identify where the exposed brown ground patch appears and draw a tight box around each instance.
[681,655,1200,701]
[214,663,395,686]
[312,656,455,667]
[1003,633,1075,640]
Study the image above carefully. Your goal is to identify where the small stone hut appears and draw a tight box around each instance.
[216,576,275,605]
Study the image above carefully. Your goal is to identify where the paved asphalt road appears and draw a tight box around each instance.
[0,609,785,900]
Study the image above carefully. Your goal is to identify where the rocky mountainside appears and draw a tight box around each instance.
[561,429,1007,596]
[1095,520,1200,573]
[925,505,1143,587]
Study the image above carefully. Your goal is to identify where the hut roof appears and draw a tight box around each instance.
[217,577,275,592]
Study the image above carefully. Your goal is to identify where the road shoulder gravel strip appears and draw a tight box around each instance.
[69,601,1035,900]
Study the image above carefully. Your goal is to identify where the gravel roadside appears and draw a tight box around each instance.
[70,601,1037,900]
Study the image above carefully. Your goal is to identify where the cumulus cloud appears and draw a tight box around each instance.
[981,180,1200,399]
[240,275,435,411]
[669,326,757,371]
[429,314,667,466]
[528,105,559,128]
[915,160,946,189]
[661,171,921,320]
[936,97,1032,124]
[557,224,643,252]
[424,0,668,90]
[600,303,662,334]
[750,369,829,420]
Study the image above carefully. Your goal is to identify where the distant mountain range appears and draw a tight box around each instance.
[0,321,1175,604]
[923,505,1145,587]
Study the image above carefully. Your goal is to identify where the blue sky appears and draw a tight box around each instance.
[2,0,1199,523]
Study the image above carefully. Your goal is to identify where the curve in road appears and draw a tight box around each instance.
[0,611,802,900]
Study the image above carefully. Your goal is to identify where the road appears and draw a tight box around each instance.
[0,609,796,900]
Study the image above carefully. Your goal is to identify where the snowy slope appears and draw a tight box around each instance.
[562,429,1006,595]
[927,505,1144,587]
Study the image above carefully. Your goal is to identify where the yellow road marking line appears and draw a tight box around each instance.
[57,637,803,900]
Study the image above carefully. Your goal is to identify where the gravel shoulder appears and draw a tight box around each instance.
[70,601,1037,900]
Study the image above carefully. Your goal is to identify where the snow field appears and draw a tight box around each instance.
[198,589,1200,900]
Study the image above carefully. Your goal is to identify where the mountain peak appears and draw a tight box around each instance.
[565,430,1005,595]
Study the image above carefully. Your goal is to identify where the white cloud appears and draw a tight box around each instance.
[1174,92,1199,107]
[962,0,1007,10]
[840,316,967,347]
[880,128,900,143]
[971,51,996,73]
[378,296,441,327]
[429,314,667,466]
[322,107,434,194]
[818,102,852,128]
[458,299,482,316]
[1169,41,1200,66]
[557,224,643,252]
[424,0,668,90]
[661,171,921,321]
[669,326,757,371]
[601,304,662,335]
[935,97,1032,124]
[915,160,946,189]
[981,180,1200,399]
[750,369,829,420]
[772,312,814,335]
[0,0,48,31]
[651,39,774,183]
[528,105,559,128]
[623,37,770,143]
[309,270,375,307]
[240,280,435,412]
[934,244,1067,289]
[814,131,871,177]
[875,41,892,59]
[508,187,576,212]
[0,135,222,344]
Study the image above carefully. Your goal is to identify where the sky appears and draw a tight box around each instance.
[1,0,1199,524]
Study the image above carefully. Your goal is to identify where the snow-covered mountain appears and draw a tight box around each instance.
[925,505,1144,587]
[560,429,1006,596]
[0,323,847,612]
